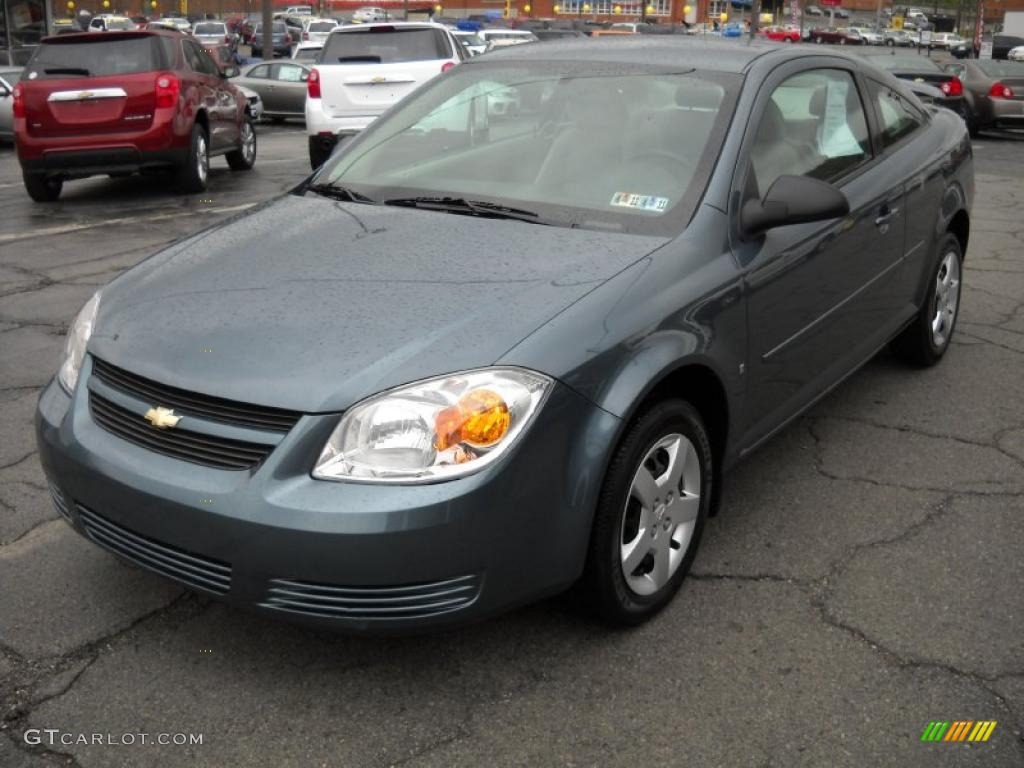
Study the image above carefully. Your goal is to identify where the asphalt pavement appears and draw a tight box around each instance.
[1,123,1023,767]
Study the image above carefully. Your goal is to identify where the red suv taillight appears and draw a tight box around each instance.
[940,77,963,97]
[12,83,25,118]
[155,73,180,108]
[307,68,321,99]
[441,61,455,73]
[989,82,1014,99]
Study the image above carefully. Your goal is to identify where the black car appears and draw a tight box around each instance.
[38,40,972,632]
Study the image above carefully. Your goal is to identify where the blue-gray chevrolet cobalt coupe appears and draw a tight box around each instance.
[37,39,972,632]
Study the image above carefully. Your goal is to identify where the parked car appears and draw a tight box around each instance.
[834,7,850,18]
[192,21,237,51]
[292,41,323,60]
[37,40,973,634]
[1009,45,1024,62]
[992,34,1024,60]
[285,5,314,15]
[305,22,463,168]
[234,60,310,122]
[87,15,135,32]
[12,30,256,201]
[856,50,967,119]
[804,4,824,16]
[351,6,389,22]
[849,26,883,44]
[275,15,307,44]
[883,28,914,46]
[808,27,865,44]
[0,66,22,142]
[945,58,1024,135]
[251,22,294,58]
[302,18,339,44]
[451,28,487,55]
[927,32,963,50]
[478,28,539,46]
[156,16,191,33]
[759,25,801,42]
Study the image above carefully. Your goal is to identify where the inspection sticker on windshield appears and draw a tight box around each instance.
[610,193,669,213]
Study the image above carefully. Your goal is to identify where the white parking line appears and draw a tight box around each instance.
[0,202,256,244]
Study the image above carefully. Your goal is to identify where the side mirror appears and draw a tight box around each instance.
[223,66,239,78]
[741,174,849,237]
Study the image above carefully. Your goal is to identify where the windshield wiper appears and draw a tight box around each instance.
[305,183,377,204]
[44,67,91,76]
[383,196,548,225]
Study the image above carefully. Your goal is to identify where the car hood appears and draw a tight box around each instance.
[90,194,668,413]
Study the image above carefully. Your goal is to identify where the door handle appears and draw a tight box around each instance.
[875,205,899,230]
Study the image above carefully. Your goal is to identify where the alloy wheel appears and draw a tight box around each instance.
[620,433,701,596]
[242,123,256,164]
[197,134,209,184]
[931,250,960,348]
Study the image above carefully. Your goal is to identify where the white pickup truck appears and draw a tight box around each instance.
[305,22,464,169]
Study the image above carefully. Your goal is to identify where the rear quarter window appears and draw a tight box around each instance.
[24,37,168,79]
[321,27,451,64]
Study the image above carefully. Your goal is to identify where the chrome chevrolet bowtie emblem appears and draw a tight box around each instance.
[144,406,181,429]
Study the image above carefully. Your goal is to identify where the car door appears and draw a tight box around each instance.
[185,40,236,150]
[270,62,308,114]
[730,63,908,451]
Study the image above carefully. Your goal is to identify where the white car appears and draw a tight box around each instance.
[292,41,324,61]
[451,29,486,56]
[477,29,538,46]
[302,17,339,44]
[351,6,389,22]
[305,22,462,168]
[1010,45,1024,61]
[87,15,134,32]
[285,5,313,14]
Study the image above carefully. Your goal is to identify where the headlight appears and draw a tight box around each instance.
[58,291,101,394]
[313,368,552,483]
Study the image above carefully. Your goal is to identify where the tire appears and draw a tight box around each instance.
[840,37,847,45]
[583,399,712,626]
[815,36,822,44]
[176,123,209,193]
[886,38,894,46]
[23,173,62,202]
[308,138,333,170]
[892,233,963,366]
[226,119,257,171]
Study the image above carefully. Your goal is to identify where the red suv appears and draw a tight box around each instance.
[13,30,257,202]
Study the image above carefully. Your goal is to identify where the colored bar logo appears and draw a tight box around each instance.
[921,721,997,742]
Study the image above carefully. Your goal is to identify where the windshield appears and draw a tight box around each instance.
[456,32,485,46]
[194,23,226,34]
[105,19,133,30]
[294,46,321,59]
[255,23,287,33]
[977,60,1024,77]
[314,63,737,235]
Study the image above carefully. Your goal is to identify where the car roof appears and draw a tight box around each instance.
[337,21,446,30]
[40,28,183,42]
[478,37,790,73]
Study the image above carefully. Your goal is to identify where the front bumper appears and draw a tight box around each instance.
[36,359,620,633]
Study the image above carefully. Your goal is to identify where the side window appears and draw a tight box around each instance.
[868,79,924,149]
[248,64,270,79]
[195,47,220,77]
[273,63,306,82]
[749,68,872,198]
[184,42,217,76]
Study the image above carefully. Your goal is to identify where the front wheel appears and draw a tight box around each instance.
[886,38,894,46]
[226,119,257,171]
[891,233,963,366]
[23,173,63,202]
[583,399,712,625]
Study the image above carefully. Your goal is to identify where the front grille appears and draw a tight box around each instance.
[78,505,232,595]
[92,357,302,433]
[260,574,482,621]
[48,481,72,522]
[90,392,273,471]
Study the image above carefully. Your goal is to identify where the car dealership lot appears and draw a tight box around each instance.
[1,122,1023,766]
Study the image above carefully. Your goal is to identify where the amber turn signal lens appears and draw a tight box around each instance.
[435,389,511,451]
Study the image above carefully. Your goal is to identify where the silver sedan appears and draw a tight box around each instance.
[0,67,22,143]
[232,61,310,123]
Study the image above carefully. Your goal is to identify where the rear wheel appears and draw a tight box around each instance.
[583,399,712,625]
[23,173,63,203]
[226,119,257,171]
[176,123,209,193]
[892,233,963,366]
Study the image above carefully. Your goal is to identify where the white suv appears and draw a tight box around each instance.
[305,22,463,168]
